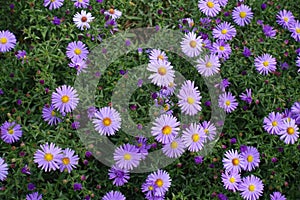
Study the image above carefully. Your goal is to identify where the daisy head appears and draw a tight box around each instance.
[68,57,88,75]
[276,10,295,29]
[73,10,95,30]
[254,53,277,75]
[102,191,126,200]
[149,49,168,61]
[241,146,260,171]
[196,54,220,77]
[147,59,175,87]
[51,85,79,113]
[162,137,186,158]
[277,118,299,144]
[72,0,89,8]
[58,148,79,173]
[42,104,62,126]
[43,0,64,10]
[270,191,287,200]
[221,170,241,192]
[289,20,300,42]
[201,120,217,141]
[113,143,142,170]
[182,123,207,152]
[263,112,284,135]
[198,0,221,17]
[222,149,245,173]
[66,41,89,60]
[239,175,264,200]
[218,92,238,113]
[144,169,171,197]
[0,157,8,181]
[211,40,231,60]
[104,8,122,20]
[0,121,22,144]
[0,30,17,53]
[180,32,203,57]
[212,22,237,41]
[232,4,253,26]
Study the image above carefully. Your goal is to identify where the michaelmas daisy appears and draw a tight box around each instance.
[180,32,203,57]
[147,59,175,87]
[0,30,16,53]
[73,10,95,30]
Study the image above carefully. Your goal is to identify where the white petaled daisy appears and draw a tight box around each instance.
[180,32,203,57]
[201,120,217,141]
[198,0,221,17]
[162,137,186,158]
[104,8,122,20]
[222,149,245,173]
[221,170,241,192]
[277,118,299,144]
[113,143,142,170]
[147,59,175,87]
[73,10,95,30]
[149,49,168,61]
[196,54,220,77]
[182,123,207,152]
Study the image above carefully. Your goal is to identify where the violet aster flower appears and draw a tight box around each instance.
[73,183,82,191]
[149,49,168,61]
[135,137,151,160]
[177,80,202,116]
[159,82,176,97]
[0,157,8,181]
[66,41,89,60]
[72,0,89,8]
[201,120,217,141]
[276,10,295,29]
[263,24,276,38]
[198,0,221,17]
[196,54,220,77]
[33,143,62,172]
[270,191,287,200]
[93,106,121,136]
[291,102,300,124]
[277,118,299,144]
[200,17,212,29]
[194,156,204,164]
[217,0,228,7]
[42,104,62,126]
[263,112,284,135]
[108,165,130,186]
[162,137,186,158]
[147,59,175,87]
[104,8,122,20]
[239,88,252,104]
[87,106,97,119]
[221,170,241,192]
[1,121,22,144]
[239,175,264,200]
[232,4,253,26]
[113,143,142,170]
[212,22,236,41]
[289,20,300,42]
[15,50,27,60]
[102,191,126,200]
[142,169,171,197]
[26,192,42,200]
[68,57,87,75]
[254,53,277,75]
[180,32,203,57]
[43,0,64,10]
[211,40,231,60]
[182,123,206,152]
[73,10,95,30]
[218,92,238,113]
[52,16,61,25]
[51,85,79,113]
[296,56,300,72]
[0,30,17,53]
[216,78,230,92]
[151,114,180,144]
[222,149,245,173]
[58,148,79,173]
[241,146,260,171]
[21,164,31,175]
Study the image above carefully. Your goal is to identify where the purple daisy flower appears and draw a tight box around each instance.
[58,148,79,173]
[102,191,126,200]
[43,0,64,10]
[218,92,238,113]
[135,137,151,160]
[221,170,241,192]
[212,22,237,41]
[263,24,276,38]
[113,143,142,170]
[239,175,264,200]
[254,53,277,75]
[211,40,231,60]
[42,104,62,126]
[0,157,8,181]
[51,85,79,113]
[104,8,122,20]
[200,17,212,29]
[108,165,130,186]
[26,192,42,200]
[276,10,295,29]
[151,114,180,144]
[68,57,87,75]
[0,121,22,144]
[270,191,287,200]
[149,49,168,61]
[0,30,17,53]
[93,106,121,136]
[147,59,175,87]
[289,20,300,42]
[277,119,299,144]
[144,170,171,197]
[87,106,97,119]
[296,56,300,72]
[196,54,220,77]
[66,41,89,60]
[239,88,252,104]
[232,4,253,26]
[15,50,26,60]
[33,143,62,172]
[217,0,228,7]
[263,112,283,135]
[201,120,217,141]
[180,32,203,57]
[182,123,206,152]
[222,149,245,173]
[162,137,186,158]
[177,80,202,116]
[198,0,221,17]
[202,38,212,50]
[72,0,89,8]
[73,183,82,191]
[291,102,300,124]
[241,146,260,171]
[21,164,31,175]
[158,82,176,98]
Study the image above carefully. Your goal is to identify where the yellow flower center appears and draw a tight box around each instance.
[283,17,288,22]
[296,28,300,34]
[204,129,209,134]
[287,127,295,135]
[206,62,212,68]
[187,97,195,104]
[8,129,14,134]
[158,67,167,75]
[148,186,153,191]
[157,55,164,60]
[225,100,231,106]
[137,143,142,147]
[164,104,169,111]
[109,8,115,14]
[0,37,7,44]
[221,29,228,34]
[62,157,70,165]
[192,134,200,142]
[219,46,225,51]
[272,121,277,127]
[207,1,214,8]
[248,184,255,192]
[189,40,197,48]
[74,48,82,55]
[51,0,56,2]
[44,153,54,162]
[240,11,247,18]
[155,179,163,187]
[61,95,69,103]
[190,22,194,27]
[51,111,56,116]
[168,82,174,87]
[263,61,269,67]
[247,155,254,162]
[162,125,172,135]
[78,0,83,2]
[102,117,112,126]
[229,177,235,183]
[232,158,240,166]
[170,141,178,149]
[123,153,131,160]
